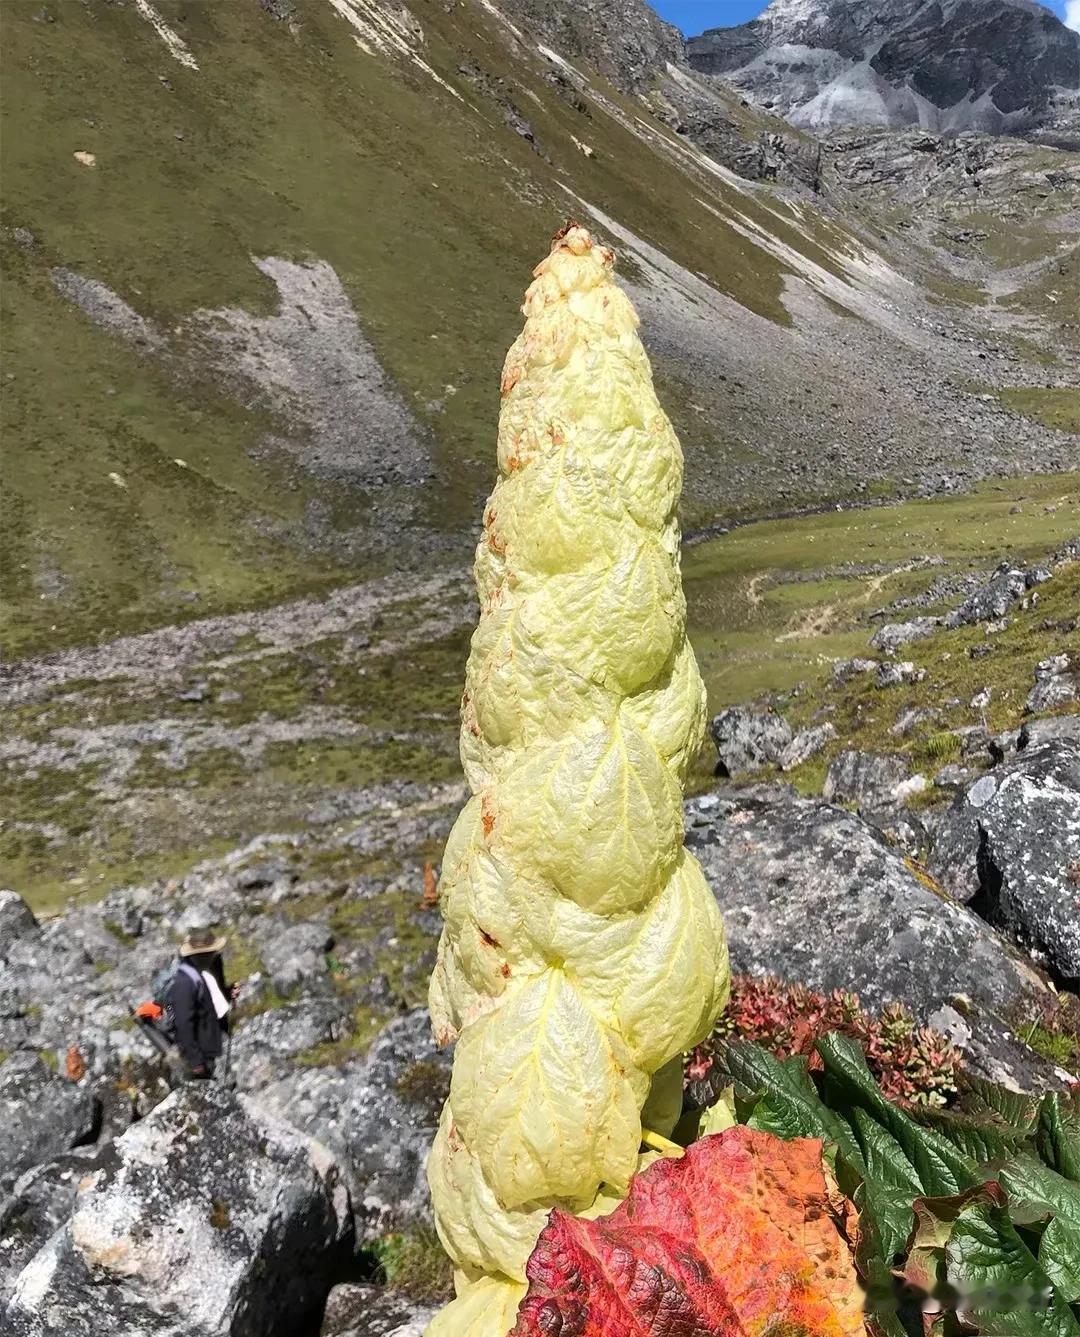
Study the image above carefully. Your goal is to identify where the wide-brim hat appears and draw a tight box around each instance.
[180,927,227,957]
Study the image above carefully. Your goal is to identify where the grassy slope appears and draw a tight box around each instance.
[1,0,867,656]
[7,475,1076,908]
[684,473,1080,709]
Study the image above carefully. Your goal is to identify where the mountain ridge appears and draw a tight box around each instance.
[687,0,1080,134]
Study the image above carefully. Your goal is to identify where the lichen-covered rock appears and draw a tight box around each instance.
[709,706,792,775]
[870,616,942,656]
[945,564,1030,628]
[4,1085,353,1337]
[1026,654,1077,713]
[1020,716,1080,750]
[823,749,924,808]
[0,1150,98,1301]
[0,1055,98,1197]
[685,788,1060,1088]
[258,1010,450,1242]
[930,742,1080,982]
[320,1284,437,1337]
[0,891,38,945]
[777,722,836,771]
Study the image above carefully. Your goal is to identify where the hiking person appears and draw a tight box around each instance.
[172,925,237,1080]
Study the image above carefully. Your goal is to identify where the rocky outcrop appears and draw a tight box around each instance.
[686,788,1061,1089]
[1026,654,1077,713]
[321,1284,436,1337]
[686,0,1080,135]
[0,1055,98,1196]
[870,616,942,655]
[823,749,926,808]
[258,1011,450,1243]
[710,706,793,776]
[4,1086,353,1337]
[930,742,1080,984]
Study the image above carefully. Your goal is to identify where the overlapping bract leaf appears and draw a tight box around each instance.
[511,1126,866,1337]
[425,226,729,1334]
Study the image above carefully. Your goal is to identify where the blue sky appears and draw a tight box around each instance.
[652,1,1072,36]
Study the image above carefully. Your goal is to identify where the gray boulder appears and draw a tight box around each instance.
[685,790,1061,1089]
[777,723,836,771]
[934,764,975,793]
[0,1150,98,1299]
[231,999,354,1091]
[823,750,926,809]
[832,657,878,685]
[0,1055,98,1196]
[1026,655,1077,713]
[256,919,334,993]
[321,1284,438,1336]
[876,660,927,688]
[4,1085,353,1337]
[870,617,942,656]
[930,743,1080,982]
[946,565,1028,628]
[258,1010,450,1242]
[1020,716,1080,750]
[0,892,37,948]
[709,706,792,777]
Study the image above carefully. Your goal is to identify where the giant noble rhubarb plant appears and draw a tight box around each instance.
[425,226,730,1333]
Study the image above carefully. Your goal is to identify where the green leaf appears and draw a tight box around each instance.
[916,1104,1035,1166]
[861,1179,920,1270]
[1000,1156,1080,1234]
[1039,1093,1080,1184]
[817,1032,978,1197]
[1040,1216,1080,1303]
[959,1075,1042,1134]
[724,1042,865,1187]
[903,1184,1008,1295]
[851,1106,924,1196]
[947,1202,1080,1336]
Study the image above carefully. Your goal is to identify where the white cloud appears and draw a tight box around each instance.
[1065,0,1080,33]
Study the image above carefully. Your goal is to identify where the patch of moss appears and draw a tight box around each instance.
[103,919,137,947]
[370,1227,454,1304]
[395,1059,451,1124]
[293,1006,385,1066]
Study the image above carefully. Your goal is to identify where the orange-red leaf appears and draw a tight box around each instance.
[512,1125,866,1337]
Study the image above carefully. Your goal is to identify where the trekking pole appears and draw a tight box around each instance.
[224,1028,233,1088]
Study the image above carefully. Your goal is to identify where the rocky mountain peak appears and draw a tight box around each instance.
[687,0,1080,133]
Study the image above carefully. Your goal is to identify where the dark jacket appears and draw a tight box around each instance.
[173,954,229,1069]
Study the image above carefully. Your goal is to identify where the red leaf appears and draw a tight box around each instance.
[512,1126,865,1337]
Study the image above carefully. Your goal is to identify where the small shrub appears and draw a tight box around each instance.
[691,974,960,1108]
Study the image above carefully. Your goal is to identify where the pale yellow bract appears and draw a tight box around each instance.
[425,226,730,1335]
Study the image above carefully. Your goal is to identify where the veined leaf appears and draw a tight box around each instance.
[916,1103,1035,1166]
[947,1201,1080,1336]
[450,970,648,1208]
[1041,1215,1080,1303]
[901,1183,1007,1294]
[1039,1092,1080,1184]
[817,1032,977,1197]
[512,1126,866,1336]
[958,1075,1042,1134]
[999,1155,1080,1234]
[425,1275,527,1337]
[725,1041,866,1187]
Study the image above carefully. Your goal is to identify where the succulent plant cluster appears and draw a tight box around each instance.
[691,974,960,1108]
